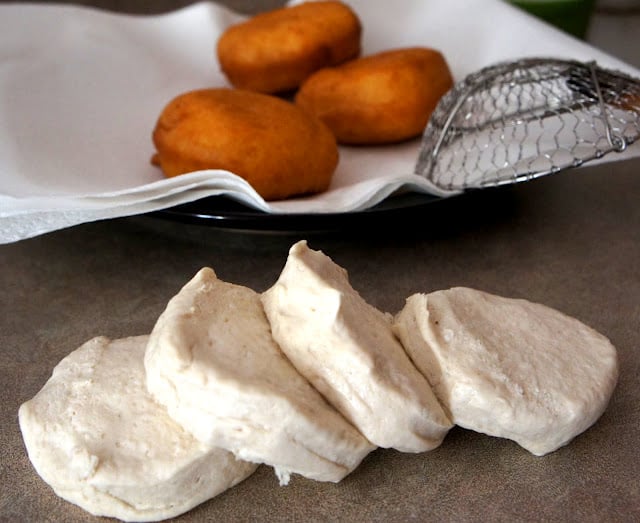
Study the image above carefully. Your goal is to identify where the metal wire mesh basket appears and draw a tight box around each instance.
[415,58,640,191]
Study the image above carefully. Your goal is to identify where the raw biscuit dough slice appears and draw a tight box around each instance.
[18,336,257,523]
[144,268,374,485]
[261,240,452,453]
[393,288,619,456]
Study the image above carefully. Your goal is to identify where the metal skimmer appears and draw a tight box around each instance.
[415,57,640,191]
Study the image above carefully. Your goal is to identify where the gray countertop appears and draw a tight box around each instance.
[1,2,639,522]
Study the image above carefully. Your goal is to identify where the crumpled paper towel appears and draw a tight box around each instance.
[1,0,639,243]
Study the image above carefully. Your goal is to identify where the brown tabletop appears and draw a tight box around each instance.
[1,1,640,522]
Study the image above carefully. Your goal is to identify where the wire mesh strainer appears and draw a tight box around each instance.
[415,58,640,191]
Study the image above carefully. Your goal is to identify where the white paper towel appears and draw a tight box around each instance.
[1,0,639,243]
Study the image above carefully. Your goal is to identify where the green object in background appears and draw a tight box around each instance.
[509,0,596,38]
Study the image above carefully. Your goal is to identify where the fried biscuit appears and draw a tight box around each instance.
[217,1,361,93]
[151,88,339,201]
[295,47,454,144]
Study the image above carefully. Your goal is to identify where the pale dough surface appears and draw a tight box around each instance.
[18,335,257,522]
[393,288,619,455]
[144,268,374,485]
[261,240,452,453]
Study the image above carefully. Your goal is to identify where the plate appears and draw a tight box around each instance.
[153,192,448,232]
[2,0,635,243]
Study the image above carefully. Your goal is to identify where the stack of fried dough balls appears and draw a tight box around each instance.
[151,1,454,201]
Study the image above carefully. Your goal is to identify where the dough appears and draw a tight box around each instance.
[217,1,361,93]
[151,88,338,201]
[144,268,374,485]
[393,288,619,455]
[295,47,453,144]
[18,336,257,522]
[261,240,453,453]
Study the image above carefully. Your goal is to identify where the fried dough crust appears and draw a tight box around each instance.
[295,47,454,144]
[217,1,361,94]
[151,88,338,201]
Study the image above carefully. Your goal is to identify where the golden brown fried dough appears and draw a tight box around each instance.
[151,88,339,201]
[295,47,454,145]
[217,1,361,94]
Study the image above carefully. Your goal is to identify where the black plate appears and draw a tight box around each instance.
[151,191,452,232]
